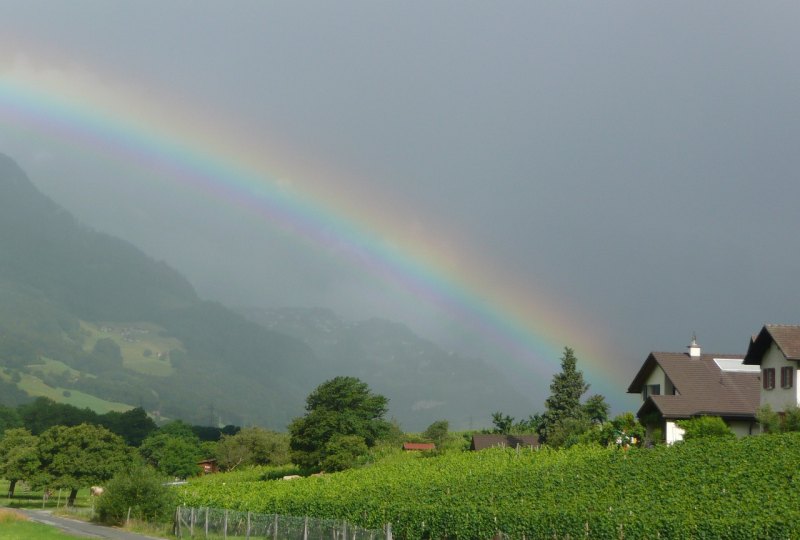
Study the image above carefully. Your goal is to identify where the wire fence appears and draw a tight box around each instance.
[175,506,392,540]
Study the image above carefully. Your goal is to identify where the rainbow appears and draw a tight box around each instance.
[0,59,623,399]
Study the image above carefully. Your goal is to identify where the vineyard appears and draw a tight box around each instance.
[178,433,800,539]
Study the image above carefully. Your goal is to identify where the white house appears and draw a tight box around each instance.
[743,324,800,412]
[628,336,760,444]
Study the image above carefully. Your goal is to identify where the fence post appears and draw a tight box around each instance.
[190,507,195,537]
[273,514,279,540]
[205,507,209,539]
[246,511,251,540]
[175,506,182,538]
[224,509,228,540]
[304,516,309,540]
[386,522,392,540]
[126,507,132,526]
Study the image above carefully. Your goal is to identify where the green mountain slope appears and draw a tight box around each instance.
[0,153,315,428]
[0,153,533,431]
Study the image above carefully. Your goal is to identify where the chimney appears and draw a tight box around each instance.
[688,333,701,358]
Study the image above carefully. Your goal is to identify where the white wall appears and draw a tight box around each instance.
[665,421,684,444]
[760,343,799,412]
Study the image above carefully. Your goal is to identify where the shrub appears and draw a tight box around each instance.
[676,416,734,440]
[96,464,177,525]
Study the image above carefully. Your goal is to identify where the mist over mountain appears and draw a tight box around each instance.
[239,307,533,429]
[0,153,532,431]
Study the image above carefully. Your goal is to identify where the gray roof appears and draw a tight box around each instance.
[628,351,759,420]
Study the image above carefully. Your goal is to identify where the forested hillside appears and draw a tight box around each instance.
[0,153,531,430]
[0,153,315,427]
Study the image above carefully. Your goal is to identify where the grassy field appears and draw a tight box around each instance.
[1,481,92,512]
[14,372,131,414]
[0,510,87,540]
[79,321,183,377]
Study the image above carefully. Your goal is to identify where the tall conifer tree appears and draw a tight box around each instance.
[538,347,589,443]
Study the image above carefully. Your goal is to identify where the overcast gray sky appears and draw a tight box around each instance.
[2,2,799,411]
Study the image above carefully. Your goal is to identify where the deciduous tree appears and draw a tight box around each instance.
[37,424,130,506]
[289,376,389,470]
[0,428,40,497]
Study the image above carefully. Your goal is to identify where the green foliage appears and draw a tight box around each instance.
[421,420,449,446]
[139,431,202,479]
[321,434,369,472]
[538,347,590,445]
[36,423,130,505]
[178,433,800,539]
[757,404,800,434]
[96,464,177,525]
[289,377,389,470]
[0,404,23,436]
[215,427,290,471]
[676,416,734,440]
[490,412,514,434]
[97,407,157,446]
[0,428,40,497]
[582,394,610,424]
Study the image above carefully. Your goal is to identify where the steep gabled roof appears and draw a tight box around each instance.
[629,352,759,419]
[744,324,800,365]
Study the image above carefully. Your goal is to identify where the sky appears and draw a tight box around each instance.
[1,2,799,413]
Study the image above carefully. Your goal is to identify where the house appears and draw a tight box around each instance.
[628,336,759,444]
[197,459,218,474]
[743,324,800,413]
[402,442,436,451]
[470,434,539,451]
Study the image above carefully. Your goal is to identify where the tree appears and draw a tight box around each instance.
[139,432,202,479]
[583,394,610,425]
[99,407,157,446]
[320,434,368,472]
[37,424,130,506]
[538,347,590,445]
[96,464,177,525]
[422,420,449,446]
[289,376,390,470]
[491,412,515,434]
[0,428,40,497]
[0,405,23,437]
[676,416,734,441]
[215,427,290,471]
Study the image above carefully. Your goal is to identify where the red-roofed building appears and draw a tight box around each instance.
[402,442,436,451]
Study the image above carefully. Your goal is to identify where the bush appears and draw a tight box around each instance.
[96,464,177,525]
[676,416,734,440]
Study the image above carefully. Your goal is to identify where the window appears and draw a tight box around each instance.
[643,384,661,400]
[763,368,775,390]
[781,366,794,389]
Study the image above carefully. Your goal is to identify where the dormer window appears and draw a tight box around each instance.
[643,384,661,400]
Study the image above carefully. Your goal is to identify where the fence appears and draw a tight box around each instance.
[175,506,391,540]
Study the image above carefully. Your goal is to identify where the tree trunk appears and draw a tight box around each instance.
[7,478,17,498]
[67,488,78,507]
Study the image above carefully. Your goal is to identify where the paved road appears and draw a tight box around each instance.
[15,509,168,540]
